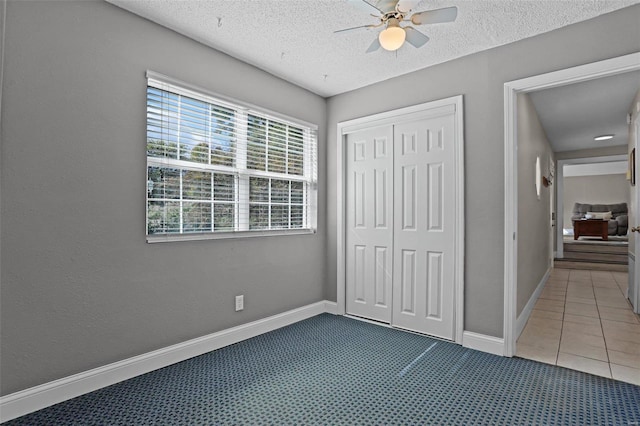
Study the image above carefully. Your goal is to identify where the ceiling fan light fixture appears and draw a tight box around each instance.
[379,20,406,51]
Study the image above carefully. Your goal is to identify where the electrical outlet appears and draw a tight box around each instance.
[235,295,244,312]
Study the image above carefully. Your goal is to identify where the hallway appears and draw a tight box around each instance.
[516,268,640,385]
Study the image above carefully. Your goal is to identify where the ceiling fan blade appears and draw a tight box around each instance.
[404,26,430,48]
[366,37,381,53]
[334,25,376,34]
[410,6,458,25]
[396,0,420,13]
[346,0,383,14]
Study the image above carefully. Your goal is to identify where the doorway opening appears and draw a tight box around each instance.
[503,52,640,357]
[556,155,629,271]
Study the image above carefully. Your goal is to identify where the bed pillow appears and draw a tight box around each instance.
[587,211,612,220]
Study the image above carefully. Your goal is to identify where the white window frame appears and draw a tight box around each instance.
[145,71,318,243]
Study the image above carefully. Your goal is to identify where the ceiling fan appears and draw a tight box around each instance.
[336,0,458,52]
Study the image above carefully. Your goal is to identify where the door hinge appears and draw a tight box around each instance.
[513,232,516,240]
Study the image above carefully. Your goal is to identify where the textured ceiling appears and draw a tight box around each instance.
[106,0,640,97]
[529,71,640,153]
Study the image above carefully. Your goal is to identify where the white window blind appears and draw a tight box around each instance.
[146,74,317,240]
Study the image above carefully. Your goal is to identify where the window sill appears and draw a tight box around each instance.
[146,228,316,243]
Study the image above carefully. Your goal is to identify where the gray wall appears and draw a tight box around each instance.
[563,174,630,227]
[517,94,553,316]
[0,0,5,324]
[326,5,640,337]
[0,0,326,395]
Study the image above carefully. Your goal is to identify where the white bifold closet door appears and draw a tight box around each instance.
[345,126,394,323]
[391,116,456,339]
[345,112,456,340]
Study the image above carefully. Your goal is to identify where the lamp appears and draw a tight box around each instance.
[379,18,406,51]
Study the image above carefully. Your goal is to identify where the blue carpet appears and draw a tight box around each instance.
[6,314,640,425]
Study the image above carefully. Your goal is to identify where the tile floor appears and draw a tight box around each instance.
[516,268,640,385]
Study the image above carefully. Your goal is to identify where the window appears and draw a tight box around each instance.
[146,73,317,241]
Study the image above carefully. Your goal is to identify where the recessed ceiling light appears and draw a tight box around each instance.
[594,135,614,141]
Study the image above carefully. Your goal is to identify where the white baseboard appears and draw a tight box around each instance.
[0,300,333,423]
[515,267,551,340]
[462,331,505,356]
[323,300,338,314]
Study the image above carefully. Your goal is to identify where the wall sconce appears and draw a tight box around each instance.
[542,157,555,187]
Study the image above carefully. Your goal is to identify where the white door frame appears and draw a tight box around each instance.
[550,164,555,265]
[556,155,628,258]
[632,115,640,314]
[503,52,640,357]
[336,95,465,344]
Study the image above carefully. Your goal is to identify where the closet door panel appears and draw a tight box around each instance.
[345,126,394,322]
[392,113,456,340]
